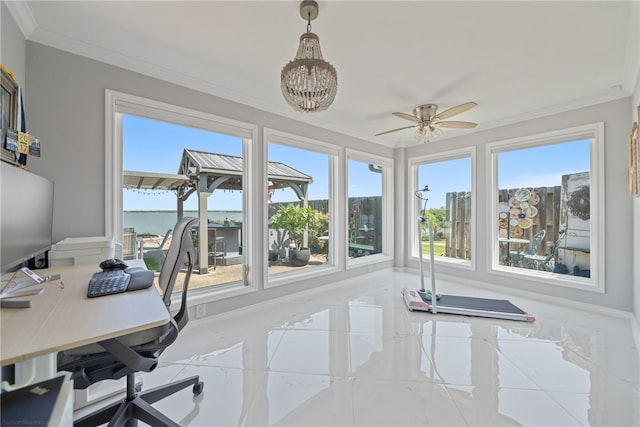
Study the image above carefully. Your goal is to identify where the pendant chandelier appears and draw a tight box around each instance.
[281,0,337,113]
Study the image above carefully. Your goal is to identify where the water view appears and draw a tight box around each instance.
[124,211,242,235]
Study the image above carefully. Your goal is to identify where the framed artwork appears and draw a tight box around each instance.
[1,66,18,130]
[1,65,19,163]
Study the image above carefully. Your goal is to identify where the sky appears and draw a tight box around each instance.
[123,115,590,211]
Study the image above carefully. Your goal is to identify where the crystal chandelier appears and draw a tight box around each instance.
[281,0,337,113]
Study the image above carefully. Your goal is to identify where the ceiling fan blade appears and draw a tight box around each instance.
[436,120,477,129]
[434,102,477,120]
[392,112,422,123]
[374,125,417,136]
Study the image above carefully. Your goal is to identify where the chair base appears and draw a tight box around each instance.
[74,372,203,427]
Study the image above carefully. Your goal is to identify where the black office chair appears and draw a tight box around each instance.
[58,217,203,427]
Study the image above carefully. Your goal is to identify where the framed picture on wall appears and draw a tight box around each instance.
[1,65,19,164]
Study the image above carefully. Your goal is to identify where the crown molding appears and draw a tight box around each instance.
[4,0,37,39]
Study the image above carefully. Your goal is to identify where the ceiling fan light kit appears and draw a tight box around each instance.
[281,0,338,113]
[376,102,478,143]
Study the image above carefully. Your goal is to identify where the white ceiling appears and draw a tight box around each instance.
[7,1,640,148]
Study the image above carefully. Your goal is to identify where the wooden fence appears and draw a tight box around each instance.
[445,186,562,260]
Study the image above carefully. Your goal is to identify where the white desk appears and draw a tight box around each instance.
[1,263,169,370]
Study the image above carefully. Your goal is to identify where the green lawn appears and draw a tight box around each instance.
[422,240,446,257]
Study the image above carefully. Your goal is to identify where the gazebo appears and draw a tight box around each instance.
[124,148,313,273]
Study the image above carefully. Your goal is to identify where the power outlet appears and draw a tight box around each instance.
[195,304,206,318]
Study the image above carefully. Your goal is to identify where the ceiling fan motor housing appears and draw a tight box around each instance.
[414,104,438,121]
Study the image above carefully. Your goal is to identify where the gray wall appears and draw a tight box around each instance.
[405,97,634,312]
[0,2,25,85]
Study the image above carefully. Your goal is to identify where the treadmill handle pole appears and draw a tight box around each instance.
[426,217,437,314]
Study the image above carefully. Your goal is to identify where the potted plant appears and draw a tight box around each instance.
[269,204,318,266]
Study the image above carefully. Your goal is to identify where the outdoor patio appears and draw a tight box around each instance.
[138,234,328,292]
[167,253,327,293]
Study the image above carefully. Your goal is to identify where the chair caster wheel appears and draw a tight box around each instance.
[193,381,204,395]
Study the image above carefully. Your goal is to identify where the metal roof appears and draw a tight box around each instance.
[123,149,313,193]
[180,149,313,191]
[123,170,191,191]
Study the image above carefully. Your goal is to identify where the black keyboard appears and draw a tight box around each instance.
[87,270,131,298]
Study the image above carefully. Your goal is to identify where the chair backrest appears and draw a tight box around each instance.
[158,217,197,305]
[156,217,198,332]
[526,230,546,255]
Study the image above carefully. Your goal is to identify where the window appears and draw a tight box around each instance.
[347,151,393,263]
[488,123,604,292]
[410,148,475,268]
[265,130,338,285]
[106,90,256,299]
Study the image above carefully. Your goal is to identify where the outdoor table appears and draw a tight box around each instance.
[499,237,531,266]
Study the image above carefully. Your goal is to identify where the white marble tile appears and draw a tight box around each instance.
[345,304,415,335]
[421,335,540,389]
[446,385,582,426]
[496,339,601,393]
[279,306,351,332]
[352,378,467,426]
[245,373,354,426]
[548,387,640,427]
[269,329,351,376]
[350,333,440,382]
[148,364,267,427]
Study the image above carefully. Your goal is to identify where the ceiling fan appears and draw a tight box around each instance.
[375,102,478,142]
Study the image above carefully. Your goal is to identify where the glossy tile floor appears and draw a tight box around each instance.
[90,271,639,426]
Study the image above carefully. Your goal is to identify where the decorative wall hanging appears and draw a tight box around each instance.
[1,64,40,167]
[566,185,590,220]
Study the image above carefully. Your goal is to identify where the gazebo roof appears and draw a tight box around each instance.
[123,149,313,192]
[179,149,313,191]
[123,170,191,191]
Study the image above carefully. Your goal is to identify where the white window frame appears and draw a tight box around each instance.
[105,89,258,303]
[486,122,605,293]
[346,149,394,268]
[263,128,341,288]
[408,147,477,270]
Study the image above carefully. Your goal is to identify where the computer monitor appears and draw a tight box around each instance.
[1,162,54,274]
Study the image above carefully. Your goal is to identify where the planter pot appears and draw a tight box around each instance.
[289,248,311,266]
[268,250,279,262]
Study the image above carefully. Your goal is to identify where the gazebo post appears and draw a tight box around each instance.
[197,190,211,274]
